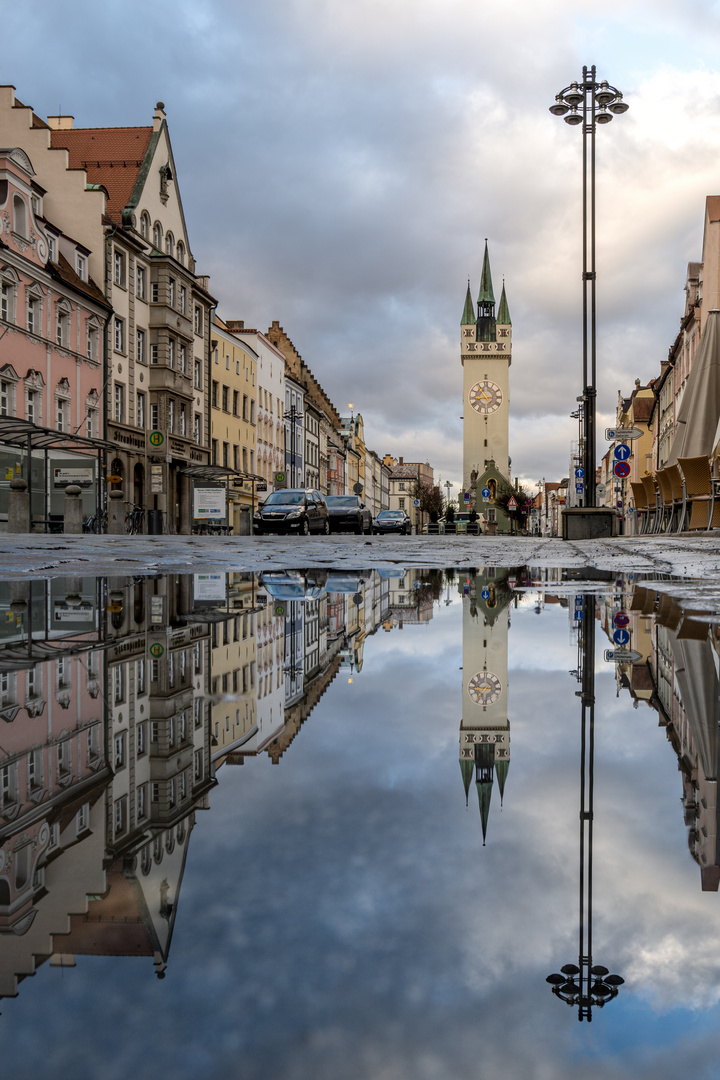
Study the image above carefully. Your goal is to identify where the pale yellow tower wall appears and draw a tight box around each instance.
[461,322,512,494]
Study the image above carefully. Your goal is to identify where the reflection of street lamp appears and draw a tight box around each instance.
[546,594,624,1021]
[549,68,628,509]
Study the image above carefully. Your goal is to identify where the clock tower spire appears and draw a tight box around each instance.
[460,242,512,532]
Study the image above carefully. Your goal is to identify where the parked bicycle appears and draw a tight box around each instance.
[125,504,145,534]
[82,511,107,534]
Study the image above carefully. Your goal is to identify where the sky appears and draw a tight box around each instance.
[5,583,720,1078]
[7,0,720,491]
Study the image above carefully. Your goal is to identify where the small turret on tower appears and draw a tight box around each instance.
[497,280,511,326]
[476,240,496,342]
[462,279,475,326]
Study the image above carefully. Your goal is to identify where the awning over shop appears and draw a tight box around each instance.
[668,310,720,464]
[179,464,264,484]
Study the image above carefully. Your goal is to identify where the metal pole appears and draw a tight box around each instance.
[588,64,597,508]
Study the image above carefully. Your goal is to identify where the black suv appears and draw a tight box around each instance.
[325,495,373,534]
[254,489,330,536]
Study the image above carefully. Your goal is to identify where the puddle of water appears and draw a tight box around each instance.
[0,567,719,1078]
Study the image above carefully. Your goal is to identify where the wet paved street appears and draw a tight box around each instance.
[3,531,720,579]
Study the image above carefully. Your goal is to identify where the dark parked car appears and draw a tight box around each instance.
[325,495,373,534]
[373,509,411,535]
[253,489,330,536]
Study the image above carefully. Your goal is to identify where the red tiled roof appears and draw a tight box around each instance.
[50,127,153,221]
[632,397,653,423]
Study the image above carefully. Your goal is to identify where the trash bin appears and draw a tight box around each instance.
[147,509,163,534]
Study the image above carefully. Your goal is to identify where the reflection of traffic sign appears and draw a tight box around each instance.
[413,499,420,506]
[481,588,491,600]
[576,483,584,494]
[353,482,363,494]
[148,430,164,447]
[613,611,630,628]
[614,443,631,461]
[605,427,643,441]
[149,642,164,658]
[613,627,631,646]
[614,461,630,478]
[274,603,286,617]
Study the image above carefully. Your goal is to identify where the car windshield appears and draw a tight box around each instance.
[263,491,305,506]
[326,497,357,508]
[378,511,403,519]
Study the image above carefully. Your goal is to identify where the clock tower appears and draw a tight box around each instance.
[459,570,512,845]
[461,242,512,527]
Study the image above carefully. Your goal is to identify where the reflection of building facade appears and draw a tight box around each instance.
[459,570,512,844]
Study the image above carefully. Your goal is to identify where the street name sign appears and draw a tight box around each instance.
[604,648,642,663]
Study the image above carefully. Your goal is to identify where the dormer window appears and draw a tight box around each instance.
[76,253,86,280]
[47,236,57,262]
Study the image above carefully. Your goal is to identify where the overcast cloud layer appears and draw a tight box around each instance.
[7,0,720,488]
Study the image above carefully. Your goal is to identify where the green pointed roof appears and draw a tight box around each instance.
[476,780,493,845]
[495,758,509,804]
[477,241,495,305]
[461,280,475,326]
[497,282,511,325]
[460,757,474,805]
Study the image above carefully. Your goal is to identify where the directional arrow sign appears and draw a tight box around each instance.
[605,427,644,441]
[481,487,491,499]
[614,443,631,461]
[604,648,643,663]
[613,627,631,646]
[575,467,584,478]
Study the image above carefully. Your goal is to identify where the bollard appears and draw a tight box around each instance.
[108,489,125,535]
[8,477,30,533]
[63,485,83,534]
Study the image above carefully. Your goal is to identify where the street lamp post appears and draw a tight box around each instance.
[549,68,628,509]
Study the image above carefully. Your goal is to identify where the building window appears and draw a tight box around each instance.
[26,388,38,424]
[168,337,175,368]
[179,343,187,374]
[194,359,202,388]
[56,395,69,432]
[167,398,174,433]
[211,439,218,464]
[250,399,255,424]
[222,385,229,412]
[180,402,186,436]
[0,380,13,417]
[168,278,175,307]
[194,306,203,335]
[77,254,89,282]
[114,796,127,836]
[137,722,146,755]
[233,390,239,416]
[211,381,218,408]
[114,250,126,287]
[151,281,159,303]
[47,235,57,262]
[153,222,162,250]
[137,265,146,300]
[137,328,146,364]
[179,285,187,315]
[140,212,150,239]
[1,281,13,323]
[137,784,147,820]
[26,295,40,335]
[87,320,99,361]
[151,403,159,429]
[114,384,124,423]
[137,391,145,429]
[194,413,201,444]
[114,317,124,352]
[166,232,174,256]
[114,732,126,768]
[150,343,159,364]
[12,194,27,238]
[242,394,248,421]
[222,442,229,467]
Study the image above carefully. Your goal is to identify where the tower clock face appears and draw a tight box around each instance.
[467,671,502,705]
[469,380,502,414]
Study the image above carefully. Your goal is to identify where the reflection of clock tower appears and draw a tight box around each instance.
[459,571,512,844]
[461,241,512,520]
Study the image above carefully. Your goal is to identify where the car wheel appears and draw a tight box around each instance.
[355,521,363,534]
[323,519,330,535]
[301,518,310,536]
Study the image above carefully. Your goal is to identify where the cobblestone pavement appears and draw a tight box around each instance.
[1,532,720,580]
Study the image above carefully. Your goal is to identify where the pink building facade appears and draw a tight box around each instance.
[0,147,110,526]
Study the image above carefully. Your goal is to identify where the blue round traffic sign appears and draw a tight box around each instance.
[614,443,631,461]
[481,487,491,499]
[614,461,630,478]
[481,588,491,601]
[575,467,584,478]
[613,627,631,646]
